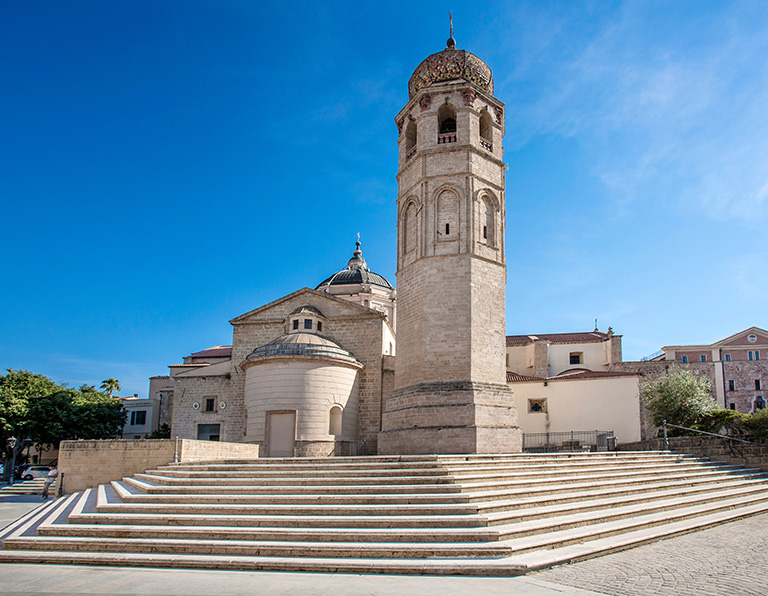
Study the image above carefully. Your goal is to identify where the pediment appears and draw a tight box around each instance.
[229,287,383,325]
[714,326,768,347]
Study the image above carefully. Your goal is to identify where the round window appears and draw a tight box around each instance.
[748,334,758,343]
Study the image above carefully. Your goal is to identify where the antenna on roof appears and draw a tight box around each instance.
[594,318,598,331]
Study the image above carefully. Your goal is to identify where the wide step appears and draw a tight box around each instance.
[1,451,767,575]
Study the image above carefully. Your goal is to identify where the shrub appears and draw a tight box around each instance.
[640,367,717,430]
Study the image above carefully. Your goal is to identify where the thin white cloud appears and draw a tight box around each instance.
[504,2,768,223]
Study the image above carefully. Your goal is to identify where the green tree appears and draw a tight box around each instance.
[640,367,718,429]
[0,369,62,481]
[100,378,121,396]
[26,389,127,447]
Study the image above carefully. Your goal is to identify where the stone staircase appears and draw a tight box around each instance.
[1,451,768,575]
[0,478,57,496]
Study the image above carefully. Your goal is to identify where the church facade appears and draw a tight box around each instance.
[160,243,396,456]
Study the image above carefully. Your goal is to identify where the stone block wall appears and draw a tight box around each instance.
[59,439,259,493]
[619,436,768,472]
[379,381,520,454]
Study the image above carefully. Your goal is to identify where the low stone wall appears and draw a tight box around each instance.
[59,439,260,494]
[619,436,768,471]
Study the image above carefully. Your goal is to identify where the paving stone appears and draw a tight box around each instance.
[533,511,768,596]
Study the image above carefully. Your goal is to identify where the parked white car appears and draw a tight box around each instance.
[21,465,52,481]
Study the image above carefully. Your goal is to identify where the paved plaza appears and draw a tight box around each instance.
[533,510,768,595]
[0,494,766,595]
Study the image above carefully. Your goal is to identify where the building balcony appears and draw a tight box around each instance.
[437,132,456,144]
[480,138,493,151]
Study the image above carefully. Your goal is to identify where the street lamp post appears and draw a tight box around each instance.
[6,437,17,486]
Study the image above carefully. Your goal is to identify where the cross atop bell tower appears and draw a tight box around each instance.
[378,31,521,454]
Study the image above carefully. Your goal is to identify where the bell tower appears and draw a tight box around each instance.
[378,28,521,454]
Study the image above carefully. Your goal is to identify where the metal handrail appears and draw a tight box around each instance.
[662,420,757,450]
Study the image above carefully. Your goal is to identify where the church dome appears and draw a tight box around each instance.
[408,39,493,99]
[316,241,394,291]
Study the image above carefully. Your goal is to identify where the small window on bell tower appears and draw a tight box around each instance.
[438,103,457,143]
[445,223,450,235]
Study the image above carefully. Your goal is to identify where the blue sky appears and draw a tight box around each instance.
[2,1,766,396]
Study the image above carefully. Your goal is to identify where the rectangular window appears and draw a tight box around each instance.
[681,356,688,363]
[304,319,312,330]
[528,398,547,413]
[725,354,731,361]
[749,351,754,361]
[483,225,488,239]
[130,410,146,426]
[293,320,299,330]
[729,403,736,410]
[317,321,322,332]
[569,352,582,365]
[728,380,735,391]
[445,223,450,235]
[205,398,216,412]
[757,380,762,391]
[700,355,707,362]
[757,351,761,361]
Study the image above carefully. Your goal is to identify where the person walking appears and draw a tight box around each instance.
[41,464,58,500]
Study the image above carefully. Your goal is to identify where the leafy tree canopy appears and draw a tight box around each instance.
[640,367,717,428]
[0,369,127,449]
[0,369,61,439]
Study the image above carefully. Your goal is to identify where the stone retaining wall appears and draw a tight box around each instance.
[619,436,768,471]
[59,439,260,493]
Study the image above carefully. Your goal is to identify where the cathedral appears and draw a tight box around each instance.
[146,33,656,455]
[147,33,524,456]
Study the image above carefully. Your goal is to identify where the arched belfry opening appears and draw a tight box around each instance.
[479,109,493,150]
[438,102,457,143]
[405,120,417,159]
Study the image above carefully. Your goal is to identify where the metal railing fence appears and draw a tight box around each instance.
[522,430,616,453]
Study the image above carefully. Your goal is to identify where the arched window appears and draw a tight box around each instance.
[405,121,417,159]
[479,110,493,150]
[436,190,458,241]
[404,202,418,254]
[329,405,343,436]
[438,103,457,143]
[755,396,766,411]
[480,197,494,246]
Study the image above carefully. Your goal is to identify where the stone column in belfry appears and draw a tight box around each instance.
[378,33,522,454]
